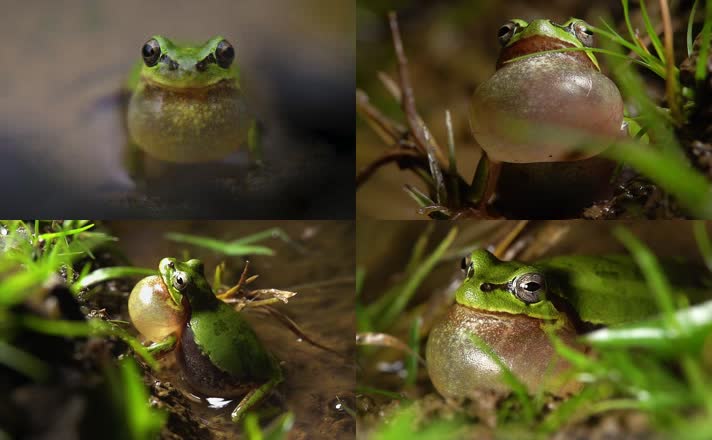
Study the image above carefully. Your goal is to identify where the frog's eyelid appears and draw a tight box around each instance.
[510,273,546,304]
[196,53,217,72]
[172,270,191,291]
[497,21,521,47]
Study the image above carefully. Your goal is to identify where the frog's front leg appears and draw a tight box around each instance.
[481,159,501,209]
[124,140,145,182]
[469,152,501,210]
[231,369,283,423]
[146,334,177,355]
[248,120,264,165]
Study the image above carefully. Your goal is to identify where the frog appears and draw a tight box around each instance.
[128,257,282,423]
[470,19,626,218]
[125,36,261,168]
[425,249,711,398]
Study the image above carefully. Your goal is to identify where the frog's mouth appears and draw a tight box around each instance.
[496,35,598,71]
[141,74,237,93]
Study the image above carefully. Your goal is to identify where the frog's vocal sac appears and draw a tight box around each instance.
[471,19,626,217]
[126,36,259,164]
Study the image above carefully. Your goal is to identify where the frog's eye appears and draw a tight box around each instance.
[569,21,594,48]
[172,270,190,291]
[513,273,545,304]
[497,21,522,47]
[215,40,235,68]
[141,39,162,67]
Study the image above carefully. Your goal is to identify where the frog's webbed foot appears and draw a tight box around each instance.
[231,373,283,423]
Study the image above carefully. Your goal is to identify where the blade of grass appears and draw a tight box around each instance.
[603,139,712,217]
[264,412,294,440]
[696,0,712,81]
[504,42,666,78]
[0,340,50,382]
[37,223,95,241]
[403,184,435,208]
[424,129,446,205]
[119,358,166,440]
[445,110,460,206]
[688,0,700,56]
[72,266,157,294]
[366,224,434,322]
[656,0,681,123]
[639,0,667,64]
[18,315,159,370]
[377,227,457,329]
[356,386,409,401]
[613,227,679,330]
[405,317,421,386]
[694,221,712,272]
[165,232,275,256]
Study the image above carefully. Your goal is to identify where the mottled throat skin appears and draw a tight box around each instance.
[128,78,251,163]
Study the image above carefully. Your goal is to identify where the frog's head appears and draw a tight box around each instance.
[495,18,599,70]
[455,249,560,320]
[159,257,210,306]
[139,36,239,89]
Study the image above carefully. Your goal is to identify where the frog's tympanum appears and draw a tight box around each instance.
[471,19,626,217]
[126,36,259,163]
[128,258,282,422]
[426,249,710,398]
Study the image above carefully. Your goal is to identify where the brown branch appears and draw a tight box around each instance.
[356,148,425,188]
[356,88,406,145]
[388,12,448,166]
[377,71,446,156]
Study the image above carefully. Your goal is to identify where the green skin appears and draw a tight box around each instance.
[500,18,599,68]
[126,36,261,164]
[457,249,710,325]
[426,249,711,397]
[147,258,282,423]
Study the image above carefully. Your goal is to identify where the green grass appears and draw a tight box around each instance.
[165,228,295,256]
[243,412,295,440]
[0,220,166,439]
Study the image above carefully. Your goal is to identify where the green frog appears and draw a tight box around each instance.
[125,36,260,165]
[470,19,626,218]
[425,249,710,398]
[128,258,282,422]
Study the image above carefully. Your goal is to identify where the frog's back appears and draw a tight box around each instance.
[540,255,712,325]
[188,301,278,380]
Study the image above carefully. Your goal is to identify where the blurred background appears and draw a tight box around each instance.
[0,0,354,218]
[356,0,682,218]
